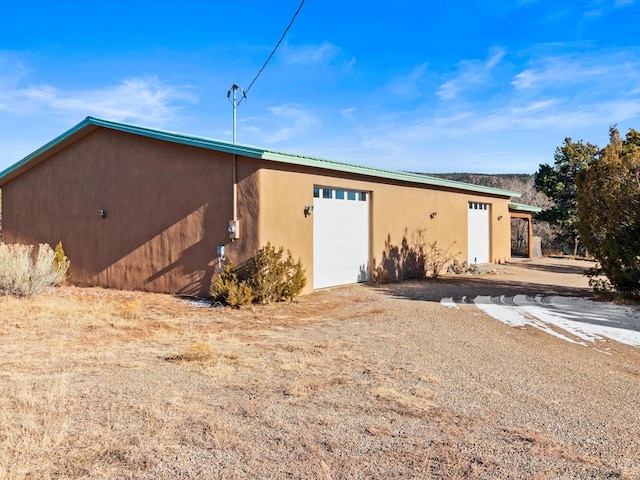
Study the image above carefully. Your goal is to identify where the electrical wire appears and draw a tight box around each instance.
[244,0,306,97]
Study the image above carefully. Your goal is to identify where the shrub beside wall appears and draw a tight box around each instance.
[0,243,70,297]
[211,242,306,308]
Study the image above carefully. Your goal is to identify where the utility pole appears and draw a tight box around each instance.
[227,84,245,145]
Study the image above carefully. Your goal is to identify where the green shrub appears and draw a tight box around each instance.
[210,243,307,307]
[226,280,255,307]
[0,243,70,297]
[281,251,307,301]
[210,263,254,308]
[210,262,238,302]
[53,241,70,283]
[248,242,306,304]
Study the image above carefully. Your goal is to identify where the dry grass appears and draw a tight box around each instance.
[1,260,639,479]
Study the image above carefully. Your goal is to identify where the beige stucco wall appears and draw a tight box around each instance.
[256,162,512,293]
[2,126,513,297]
[2,128,261,296]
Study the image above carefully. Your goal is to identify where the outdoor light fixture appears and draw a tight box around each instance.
[498,215,503,221]
[98,209,107,218]
[304,205,314,217]
[430,211,438,219]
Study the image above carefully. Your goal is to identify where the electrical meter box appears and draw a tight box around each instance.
[228,220,240,240]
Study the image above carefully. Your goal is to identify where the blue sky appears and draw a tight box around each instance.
[1,0,639,174]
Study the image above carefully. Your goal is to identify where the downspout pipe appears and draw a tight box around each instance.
[233,154,238,220]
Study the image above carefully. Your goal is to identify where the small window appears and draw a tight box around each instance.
[323,188,333,199]
[359,192,367,201]
[335,189,345,200]
[347,190,356,201]
[313,186,320,198]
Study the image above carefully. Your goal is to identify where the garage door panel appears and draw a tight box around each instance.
[468,202,490,264]
[313,188,369,289]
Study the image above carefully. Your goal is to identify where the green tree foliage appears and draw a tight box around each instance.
[534,138,599,253]
[577,127,640,299]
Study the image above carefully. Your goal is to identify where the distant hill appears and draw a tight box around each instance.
[424,173,534,193]
[423,173,543,206]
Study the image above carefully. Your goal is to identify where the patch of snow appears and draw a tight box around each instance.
[474,295,528,327]
[440,297,459,309]
[445,294,640,348]
[182,298,221,308]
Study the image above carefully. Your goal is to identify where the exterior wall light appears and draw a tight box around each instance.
[498,215,503,220]
[304,205,314,217]
[430,211,438,219]
[98,209,107,218]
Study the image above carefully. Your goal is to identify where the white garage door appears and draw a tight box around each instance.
[468,202,490,264]
[313,186,369,289]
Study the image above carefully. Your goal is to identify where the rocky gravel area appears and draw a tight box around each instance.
[2,257,639,479]
[368,258,639,478]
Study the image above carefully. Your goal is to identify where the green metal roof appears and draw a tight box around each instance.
[509,202,542,213]
[0,116,522,198]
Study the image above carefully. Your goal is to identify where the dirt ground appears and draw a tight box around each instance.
[1,257,639,479]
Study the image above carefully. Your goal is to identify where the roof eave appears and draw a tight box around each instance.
[509,202,543,213]
[263,151,521,198]
[86,117,266,158]
[0,117,97,186]
[0,117,266,186]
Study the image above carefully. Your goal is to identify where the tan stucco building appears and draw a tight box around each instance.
[0,117,530,296]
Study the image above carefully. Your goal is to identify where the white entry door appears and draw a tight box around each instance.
[468,202,490,264]
[313,186,369,289]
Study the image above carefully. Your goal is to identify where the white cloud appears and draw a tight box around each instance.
[0,57,197,127]
[281,41,342,65]
[486,48,507,69]
[437,47,506,100]
[243,104,320,143]
[13,77,197,126]
[512,56,610,90]
[437,98,640,134]
[387,63,429,96]
[436,79,461,101]
[340,107,356,120]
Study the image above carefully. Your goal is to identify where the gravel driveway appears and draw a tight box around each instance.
[2,257,639,479]
[368,257,640,478]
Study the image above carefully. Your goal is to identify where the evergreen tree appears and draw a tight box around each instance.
[534,138,599,254]
[577,127,640,299]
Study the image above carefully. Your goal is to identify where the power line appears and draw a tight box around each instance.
[227,0,305,144]
[245,0,306,96]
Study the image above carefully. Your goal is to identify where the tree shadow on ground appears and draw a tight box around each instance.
[514,260,595,276]
[372,275,593,303]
